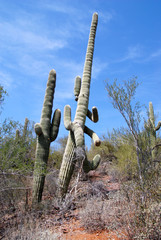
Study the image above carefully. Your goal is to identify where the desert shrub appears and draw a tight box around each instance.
[0,119,36,173]
[121,181,161,239]
[79,178,160,239]
[48,150,63,170]
[115,143,138,180]
[79,192,130,238]
[79,196,106,232]
[43,169,59,197]
[0,173,32,215]
[87,137,116,163]
[2,211,62,240]
[48,136,67,170]
[0,119,35,216]
[74,180,109,203]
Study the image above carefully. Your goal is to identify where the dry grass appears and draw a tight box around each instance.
[0,160,160,240]
[79,180,161,239]
[2,212,62,240]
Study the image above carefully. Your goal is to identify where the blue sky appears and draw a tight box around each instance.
[0,0,161,148]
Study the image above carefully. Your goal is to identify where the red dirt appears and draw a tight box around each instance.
[59,219,128,240]
[53,170,128,240]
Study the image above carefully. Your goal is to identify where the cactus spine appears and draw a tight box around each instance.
[58,13,101,198]
[32,70,61,203]
[149,102,161,159]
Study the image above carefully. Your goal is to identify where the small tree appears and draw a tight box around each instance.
[0,85,7,106]
[0,85,7,115]
[105,77,144,184]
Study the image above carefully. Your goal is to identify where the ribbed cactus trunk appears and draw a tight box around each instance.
[32,70,61,204]
[74,13,97,129]
[58,13,101,198]
[149,102,161,160]
[23,118,29,138]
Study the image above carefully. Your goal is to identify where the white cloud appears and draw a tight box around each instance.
[98,11,114,23]
[150,49,161,58]
[18,55,50,76]
[119,45,142,62]
[92,58,108,79]
[56,91,73,100]
[43,1,77,15]
[135,48,161,63]
[0,21,66,52]
[0,71,13,88]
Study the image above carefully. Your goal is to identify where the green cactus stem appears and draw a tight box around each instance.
[32,69,61,204]
[15,129,20,140]
[149,102,161,159]
[23,118,29,138]
[15,118,29,141]
[74,76,81,101]
[58,12,101,198]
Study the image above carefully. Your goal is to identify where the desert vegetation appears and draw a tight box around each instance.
[1,76,160,240]
[0,12,160,240]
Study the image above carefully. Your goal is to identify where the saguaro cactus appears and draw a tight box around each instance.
[23,118,29,138]
[15,118,29,141]
[149,102,161,159]
[58,13,101,198]
[32,70,61,203]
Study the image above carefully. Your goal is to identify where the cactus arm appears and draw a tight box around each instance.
[32,69,60,203]
[74,76,81,101]
[155,121,161,131]
[87,106,99,122]
[83,154,101,173]
[64,105,72,130]
[149,102,155,129]
[64,105,84,147]
[51,109,61,142]
[84,125,101,146]
[34,123,43,136]
[23,118,29,138]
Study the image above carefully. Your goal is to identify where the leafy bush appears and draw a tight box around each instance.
[0,118,36,215]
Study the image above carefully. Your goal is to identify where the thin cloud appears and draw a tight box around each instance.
[0,71,13,88]
[98,11,114,23]
[0,21,66,52]
[150,48,161,58]
[135,48,161,63]
[119,45,142,62]
[18,55,50,76]
[43,1,77,15]
[92,58,108,79]
[56,91,73,100]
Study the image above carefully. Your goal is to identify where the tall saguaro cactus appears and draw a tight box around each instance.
[58,13,101,198]
[149,102,161,159]
[32,70,61,203]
